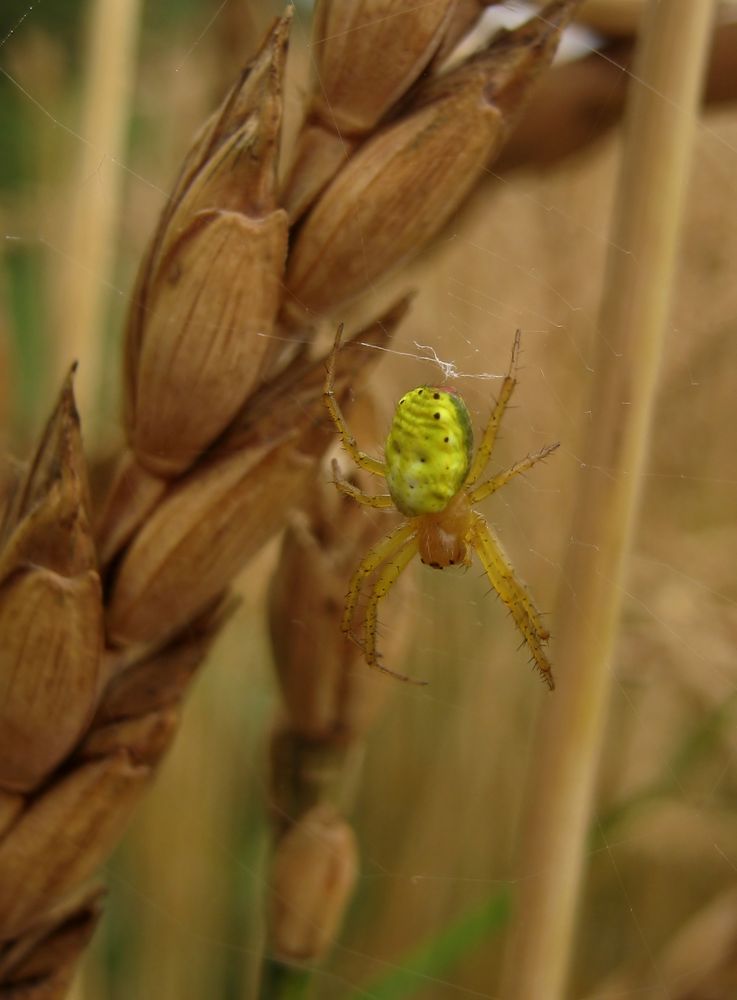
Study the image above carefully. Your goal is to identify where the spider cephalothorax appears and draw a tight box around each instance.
[323,326,558,689]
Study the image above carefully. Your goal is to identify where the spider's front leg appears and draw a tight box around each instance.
[468,441,559,505]
[323,323,386,478]
[470,513,555,690]
[465,329,522,487]
[331,459,394,510]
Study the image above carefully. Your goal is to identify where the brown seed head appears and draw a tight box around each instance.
[285,0,580,319]
[107,300,410,647]
[0,366,94,581]
[268,804,358,964]
[280,123,356,223]
[0,568,103,793]
[310,0,459,134]
[269,470,413,742]
[94,448,167,569]
[0,370,103,794]
[124,13,291,477]
[0,752,149,940]
[94,595,235,724]
[0,886,104,996]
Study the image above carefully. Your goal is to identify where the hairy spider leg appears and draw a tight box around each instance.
[324,323,386,478]
[465,329,521,487]
[468,442,560,505]
[362,537,425,684]
[330,459,395,509]
[341,521,417,637]
[470,514,555,690]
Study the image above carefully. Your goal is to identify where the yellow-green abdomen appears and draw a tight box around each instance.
[385,386,473,516]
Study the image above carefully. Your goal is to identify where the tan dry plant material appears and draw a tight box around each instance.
[124,15,290,477]
[285,0,580,319]
[282,0,458,219]
[107,301,408,647]
[0,370,103,794]
[0,887,104,999]
[268,804,358,964]
[311,0,458,134]
[0,793,23,841]
[94,448,167,567]
[269,484,400,742]
[0,569,103,793]
[0,752,149,940]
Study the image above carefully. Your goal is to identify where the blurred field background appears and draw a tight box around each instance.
[2,1,737,998]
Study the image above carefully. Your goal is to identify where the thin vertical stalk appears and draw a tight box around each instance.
[54,0,142,432]
[500,2,715,998]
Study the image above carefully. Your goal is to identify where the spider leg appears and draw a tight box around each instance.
[468,441,559,504]
[469,513,555,690]
[363,537,426,685]
[331,459,395,509]
[342,521,417,637]
[465,329,521,487]
[324,323,386,478]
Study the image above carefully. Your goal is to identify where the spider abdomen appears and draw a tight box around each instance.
[416,491,473,569]
[385,386,473,516]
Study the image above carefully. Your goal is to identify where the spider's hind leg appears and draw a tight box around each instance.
[362,536,425,685]
[469,513,555,690]
[341,521,416,639]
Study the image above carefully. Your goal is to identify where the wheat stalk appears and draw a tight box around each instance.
[500,2,716,997]
[0,2,579,994]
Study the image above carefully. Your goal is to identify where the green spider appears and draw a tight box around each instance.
[324,327,559,689]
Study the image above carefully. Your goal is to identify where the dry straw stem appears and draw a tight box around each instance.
[500,3,717,998]
[54,0,142,429]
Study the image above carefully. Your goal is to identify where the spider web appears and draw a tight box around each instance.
[2,2,737,999]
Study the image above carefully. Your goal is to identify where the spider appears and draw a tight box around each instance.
[323,326,559,690]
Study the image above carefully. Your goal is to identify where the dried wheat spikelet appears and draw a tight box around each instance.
[267,804,358,964]
[0,370,103,796]
[0,1,579,992]
[282,0,458,219]
[284,0,580,320]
